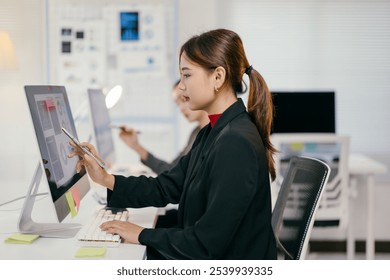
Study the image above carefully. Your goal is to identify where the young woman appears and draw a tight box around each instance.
[69,28,277,259]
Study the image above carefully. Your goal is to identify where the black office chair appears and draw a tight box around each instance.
[271,156,331,260]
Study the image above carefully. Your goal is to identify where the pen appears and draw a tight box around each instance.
[109,124,141,134]
[79,145,107,170]
[61,127,107,170]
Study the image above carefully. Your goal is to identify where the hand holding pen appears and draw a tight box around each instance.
[114,125,148,162]
[110,124,141,134]
[62,127,106,169]
[113,125,141,150]
[66,140,115,189]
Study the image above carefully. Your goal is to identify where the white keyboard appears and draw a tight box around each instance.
[77,207,129,247]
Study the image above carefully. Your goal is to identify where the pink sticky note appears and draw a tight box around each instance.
[71,187,81,211]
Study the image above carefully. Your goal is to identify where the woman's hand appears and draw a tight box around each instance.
[67,141,115,189]
[119,126,140,150]
[119,126,148,161]
[100,220,144,244]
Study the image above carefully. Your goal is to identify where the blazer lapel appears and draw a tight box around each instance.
[186,99,247,185]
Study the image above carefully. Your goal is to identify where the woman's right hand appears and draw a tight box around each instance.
[67,141,115,190]
[119,126,139,150]
[118,126,148,161]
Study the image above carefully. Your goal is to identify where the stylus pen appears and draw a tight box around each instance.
[62,127,107,170]
[80,146,107,170]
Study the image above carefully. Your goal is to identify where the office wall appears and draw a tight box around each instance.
[0,0,45,203]
[47,0,180,169]
[216,0,390,182]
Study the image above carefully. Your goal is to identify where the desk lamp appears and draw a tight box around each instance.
[104,85,123,109]
[74,85,123,123]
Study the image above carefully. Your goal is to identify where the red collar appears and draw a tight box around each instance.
[208,113,222,128]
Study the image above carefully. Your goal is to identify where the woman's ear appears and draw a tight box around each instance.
[214,66,226,89]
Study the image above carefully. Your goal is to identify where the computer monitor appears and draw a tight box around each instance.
[87,88,116,168]
[19,85,90,238]
[271,90,336,134]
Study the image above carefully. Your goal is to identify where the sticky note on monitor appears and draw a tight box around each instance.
[71,187,81,211]
[65,191,78,218]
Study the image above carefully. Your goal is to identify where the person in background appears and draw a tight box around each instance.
[69,28,277,260]
[118,80,209,175]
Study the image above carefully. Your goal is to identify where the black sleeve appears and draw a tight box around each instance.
[108,127,205,207]
[108,152,190,208]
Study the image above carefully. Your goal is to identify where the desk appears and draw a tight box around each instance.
[0,188,158,260]
[349,153,388,260]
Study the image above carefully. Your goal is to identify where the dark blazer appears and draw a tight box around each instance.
[109,99,277,259]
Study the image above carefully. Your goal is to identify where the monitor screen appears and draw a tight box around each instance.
[88,89,116,168]
[24,85,90,223]
[271,90,336,134]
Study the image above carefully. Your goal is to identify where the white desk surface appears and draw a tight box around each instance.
[349,153,388,175]
[0,188,158,260]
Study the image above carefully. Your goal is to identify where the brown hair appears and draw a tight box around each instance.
[180,29,276,181]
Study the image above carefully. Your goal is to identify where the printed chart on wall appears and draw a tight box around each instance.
[47,0,179,164]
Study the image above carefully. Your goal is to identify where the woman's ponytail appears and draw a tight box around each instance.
[246,67,277,181]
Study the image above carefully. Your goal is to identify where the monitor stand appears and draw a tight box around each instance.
[18,162,81,238]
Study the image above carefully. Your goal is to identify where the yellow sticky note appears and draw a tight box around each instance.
[290,142,304,151]
[75,247,107,258]
[65,191,78,218]
[4,233,39,244]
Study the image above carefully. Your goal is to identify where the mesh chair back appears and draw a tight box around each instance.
[271,134,350,235]
[272,156,330,260]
